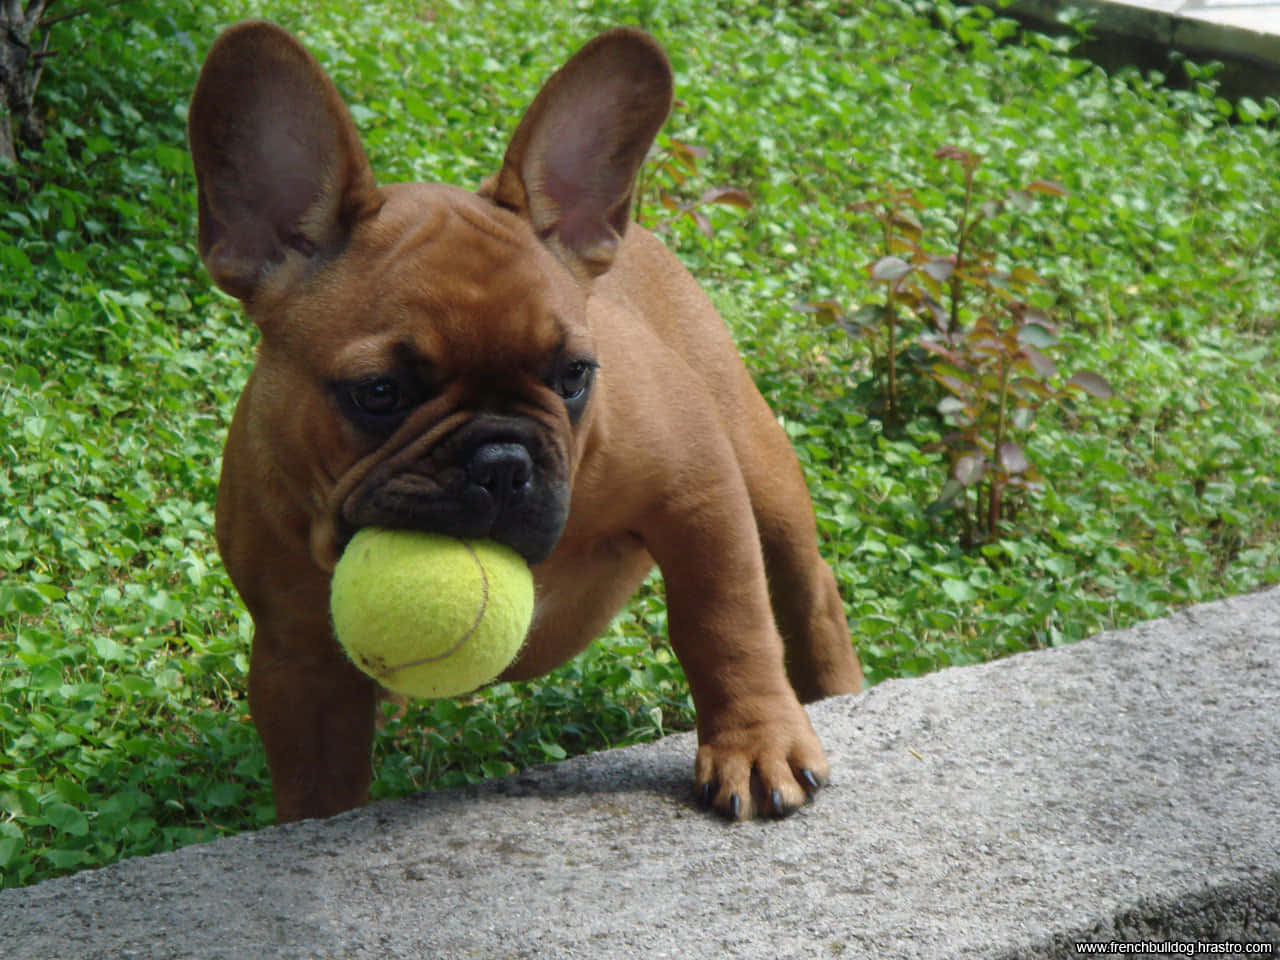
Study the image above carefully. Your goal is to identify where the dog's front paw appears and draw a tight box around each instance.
[693,705,830,821]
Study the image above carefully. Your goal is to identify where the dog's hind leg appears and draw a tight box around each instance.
[732,398,864,702]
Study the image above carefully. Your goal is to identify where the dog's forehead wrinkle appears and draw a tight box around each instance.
[372,206,549,310]
[357,197,582,374]
[375,181,527,254]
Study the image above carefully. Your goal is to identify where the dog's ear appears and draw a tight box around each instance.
[481,28,673,280]
[188,21,381,304]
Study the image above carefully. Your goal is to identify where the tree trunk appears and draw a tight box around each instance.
[0,0,53,165]
[1,112,16,166]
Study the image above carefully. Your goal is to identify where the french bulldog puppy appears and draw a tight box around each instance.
[189,21,863,823]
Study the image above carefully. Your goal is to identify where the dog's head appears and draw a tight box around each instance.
[189,22,671,568]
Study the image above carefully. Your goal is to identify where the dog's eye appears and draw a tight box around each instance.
[336,376,420,435]
[555,360,595,401]
[349,379,403,416]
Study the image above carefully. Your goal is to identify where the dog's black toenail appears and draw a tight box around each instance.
[770,788,786,817]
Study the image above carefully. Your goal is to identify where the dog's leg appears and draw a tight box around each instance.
[643,430,832,819]
[248,619,380,822]
[759,504,865,702]
[735,399,864,702]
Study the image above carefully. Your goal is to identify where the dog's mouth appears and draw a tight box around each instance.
[329,414,570,568]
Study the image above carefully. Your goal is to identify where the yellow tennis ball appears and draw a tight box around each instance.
[329,529,534,699]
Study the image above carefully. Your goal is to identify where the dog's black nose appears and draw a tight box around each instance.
[467,442,534,501]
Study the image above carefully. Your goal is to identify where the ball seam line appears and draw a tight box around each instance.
[377,540,490,678]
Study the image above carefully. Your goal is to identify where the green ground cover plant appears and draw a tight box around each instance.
[807,144,1116,544]
[2,0,1278,887]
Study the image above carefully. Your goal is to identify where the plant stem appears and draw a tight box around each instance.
[880,208,899,422]
[987,354,1010,538]
[886,291,898,422]
[950,166,977,333]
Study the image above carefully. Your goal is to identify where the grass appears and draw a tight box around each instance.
[2,0,1278,887]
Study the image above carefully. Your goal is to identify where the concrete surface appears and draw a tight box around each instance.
[3,586,1278,959]
[994,0,1280,99]
[1001,0,1280,46]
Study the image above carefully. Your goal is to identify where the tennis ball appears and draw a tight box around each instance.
[329,528,534,699]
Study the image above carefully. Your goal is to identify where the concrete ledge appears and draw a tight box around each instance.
[3,587,1278,959]
[991,1,1280,100]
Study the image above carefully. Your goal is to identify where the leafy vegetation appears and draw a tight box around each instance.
[810,144,1115,544]
[2,0,1278,887]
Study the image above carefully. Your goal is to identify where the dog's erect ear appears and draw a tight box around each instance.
[188,21,381,304]
[481,28,673,280]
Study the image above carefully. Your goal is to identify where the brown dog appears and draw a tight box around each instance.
[189,21,862,823]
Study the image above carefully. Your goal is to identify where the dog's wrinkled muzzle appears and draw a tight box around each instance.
[324,409,570,568]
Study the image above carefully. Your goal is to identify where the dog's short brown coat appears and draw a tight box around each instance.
[189,22,862,823]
